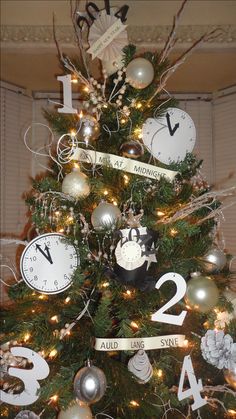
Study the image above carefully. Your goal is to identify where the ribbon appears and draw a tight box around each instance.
[95,334,185,351]
[72,148,177,181]
[88,18,127,60]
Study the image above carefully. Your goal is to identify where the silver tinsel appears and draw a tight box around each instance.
[201,330,236,370]
[15,411,40,419]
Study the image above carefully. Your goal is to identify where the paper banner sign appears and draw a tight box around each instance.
[72,148,178,181]
[88,13,127,60]
[95,334,185,351]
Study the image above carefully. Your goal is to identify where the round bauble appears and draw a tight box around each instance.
[77,115,100,143]
[91,202,121,231]
[120,140,144,159]
[62,170,90,199]
[224,360,236,390]
[185,274,219,313]
[202,247,227,273]
[102,55,124,76]
[57,402,92,419]
[126,58,154,89]
[15,411,39,419]
[74,365,107,404]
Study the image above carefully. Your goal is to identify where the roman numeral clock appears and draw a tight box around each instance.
[142,107,196,164]
[20,233,78,294]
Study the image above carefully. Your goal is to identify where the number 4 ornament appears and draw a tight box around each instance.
[178,355,207,411]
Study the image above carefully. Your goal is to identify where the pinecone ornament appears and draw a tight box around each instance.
[128,350,153,383]
[201,330,236,369]
[15,411,40,419]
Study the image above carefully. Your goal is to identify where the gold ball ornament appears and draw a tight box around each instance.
[224,361,236,390]
[185,273,219,313]
[120,140,144,159]
[126,58,154,89]
[62,169,90,199]
[57,402,92,419]
[201,247,227,273]
[77,115,100,143]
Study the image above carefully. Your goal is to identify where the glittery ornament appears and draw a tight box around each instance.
[62,169,90,199]
[74,365,107,404]
[77,115,100,143]
[201,330,236,369]
[185,273,219,313]
[57,402,92,419]
[91,202,121,231]
[120,140,144,159]
[14,411,40,419]
[128,350,153,383]
[201,247,227,273]
[126,58,154,89]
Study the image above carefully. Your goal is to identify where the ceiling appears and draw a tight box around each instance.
[1,0,236,94]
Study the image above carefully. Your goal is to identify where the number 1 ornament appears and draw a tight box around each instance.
[142,108,196,165]
[20,233,78,294]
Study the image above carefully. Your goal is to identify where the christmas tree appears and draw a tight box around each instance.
[1,1,236,418]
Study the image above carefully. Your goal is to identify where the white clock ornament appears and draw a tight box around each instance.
[142,108,196,165]
[20,233,78,294]
[115,227,157,271]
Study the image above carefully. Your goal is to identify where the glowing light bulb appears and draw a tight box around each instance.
[157,210,165,217]
[183,339,189,347]
[130,321,139,330]
[23,333,30,342]
[130,400,140,407]
[49,349,58,358]
[83,86,89,92]
[79,110,83,119]
[136,102,142,109]
[50,315,59,323]
[65,297,71,304]
[101,282,109,288]
[70,129,76,138]
[170,228,178,237]
[103,190,109,196]
[50,394,58,402]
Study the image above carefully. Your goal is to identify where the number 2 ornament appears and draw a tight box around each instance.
[20,233,78,294]
[142,108,196,165]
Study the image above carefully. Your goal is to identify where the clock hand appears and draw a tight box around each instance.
[166,112,179,136]
[36,244,53,264]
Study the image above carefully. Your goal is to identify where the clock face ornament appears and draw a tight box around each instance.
[115,227,157,271]
[20,233,78,294]
[142,107,196,165]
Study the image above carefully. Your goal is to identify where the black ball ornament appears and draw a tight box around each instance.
[74,365,107,404]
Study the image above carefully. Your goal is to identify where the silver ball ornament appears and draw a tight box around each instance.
[224,360,236,390]
[120,140,144,159]
[202,247,227,273]
[57,402,92,419]
[77,115,100,142]
[126,58,154,89]
[185,274,219,313]
[62,170,90,199]
[15,411,39,419]
[74,365,107,404]
[91,202,121,231]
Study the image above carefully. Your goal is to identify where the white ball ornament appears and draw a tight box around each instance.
[126,58,154,89]
[74,365,107,404]
[201,247,227,273]
[91,202,121,231]
[62,169,90,199]
[57,402,92,419]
